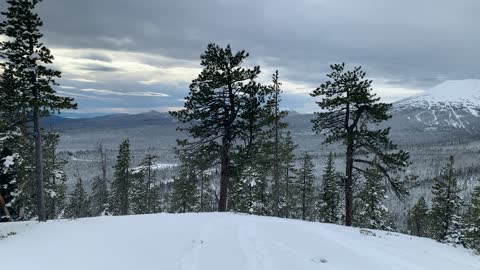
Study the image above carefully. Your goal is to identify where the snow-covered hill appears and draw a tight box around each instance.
[0,213,478,270]
[392,79,480,131]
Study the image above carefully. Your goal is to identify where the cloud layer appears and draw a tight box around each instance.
[1,0,478,116]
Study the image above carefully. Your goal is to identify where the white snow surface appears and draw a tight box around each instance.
[0,213,478,270]
[130,162,178,173]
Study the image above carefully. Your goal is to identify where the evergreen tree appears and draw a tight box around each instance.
[355,167,394,231]
[142,154,159,213]
[430,156,464,245]
[278,131,297,218]
[170,156,197,213]
[43,132,67,219]
[407,197,430,237]
[311,63,409,226]
[230,81,270,215]
[464,186,480,252]
[65,177,90,219]
[109,139,132,216]
[264,70,289,216]
[0,139,21,221]
[170,43,261,211]
[130,171,148,214]
[90,144,109,216]
[295,152,315,221]
[196,170,216,212]
[129,154,161,214]
[318,152,341,224]
[0,0,77,221]
[90,176,109,216]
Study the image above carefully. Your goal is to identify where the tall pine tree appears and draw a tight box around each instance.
[0,0,77,221]
[264,70,289,216]
[170,44,261,211]
[311,63,409,226]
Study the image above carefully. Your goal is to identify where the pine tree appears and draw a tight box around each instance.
[142,154,159,213]
[0,0,77,221]
[43,132,67,219]
[311,63,409,226]
[463,186,480,251]
[294,152,316,221]
[430,156,464,245]
[230,80,269,215]
[65,177,90,219]
[318,152,341,224]
[129,154,161,214]
[130,171,148,214]
[355,167,394,231]
[90,176,109,216]
[170,44,261,212]
[196,171,216,212]
[90,144,109,216]
[263,70,289,217]
[170,158,197,213]
[278,131,297,218]
[109,139,132,216]
[407,197,430,237]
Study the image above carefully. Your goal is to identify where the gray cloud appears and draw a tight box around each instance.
[78,63,120,72]
[1,0,478,115]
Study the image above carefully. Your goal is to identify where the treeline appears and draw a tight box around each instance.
[407,156,480,252]
[167,44,409,229]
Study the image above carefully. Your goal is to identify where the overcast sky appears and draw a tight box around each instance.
[2,0,479,117]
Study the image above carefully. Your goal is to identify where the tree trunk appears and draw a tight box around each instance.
[146,160,152,212]
[302,158,306,221]
[200,174,205,212]
[285,167,290,218]
[100,144,107,185]
[273,84,280,217]
[123,167,129,216]
[33,106,46,222]
[345,142,354,226]
[218,141,229,212]
[0,194,12,222]
[51,145,56,219]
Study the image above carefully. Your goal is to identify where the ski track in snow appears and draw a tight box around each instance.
[0,213,479,270]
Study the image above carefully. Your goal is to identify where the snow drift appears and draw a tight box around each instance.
[0,213,478,270]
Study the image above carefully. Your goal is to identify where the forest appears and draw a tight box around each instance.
[0,0,479,255]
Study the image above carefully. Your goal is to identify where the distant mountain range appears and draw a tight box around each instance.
[47,80,480,150]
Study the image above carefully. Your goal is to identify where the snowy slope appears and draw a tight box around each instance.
[0,213,478,270]
[392,79,480,131]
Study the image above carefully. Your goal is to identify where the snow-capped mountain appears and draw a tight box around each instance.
[392,80,480,132]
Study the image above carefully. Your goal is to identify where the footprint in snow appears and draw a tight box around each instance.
[311,258,328,264]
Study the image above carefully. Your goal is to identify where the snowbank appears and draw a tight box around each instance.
[0,213,478,270]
